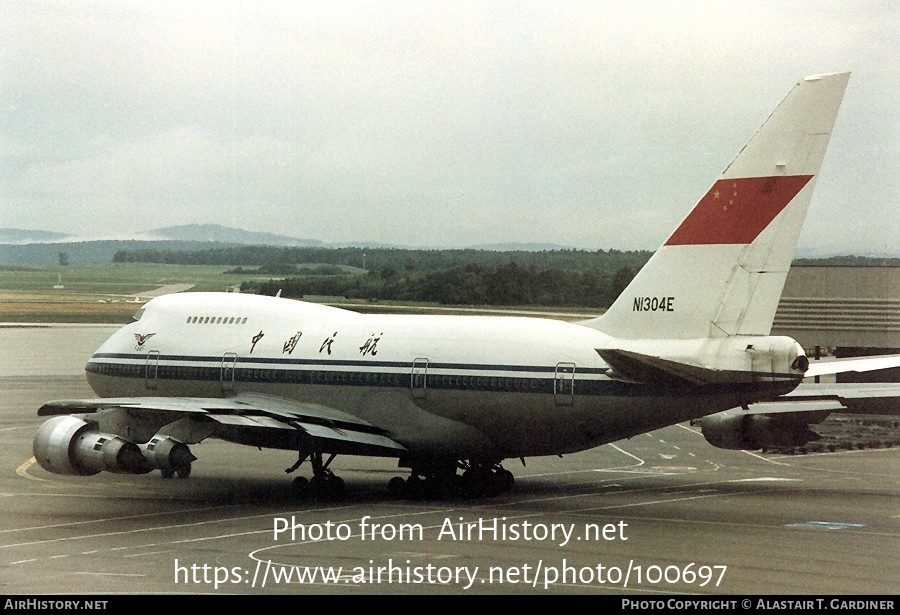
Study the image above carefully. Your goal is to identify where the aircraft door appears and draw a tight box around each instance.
[554,362,575,406]
[411,358,428,399]
[221,352,237,393]
[145,350,159,390]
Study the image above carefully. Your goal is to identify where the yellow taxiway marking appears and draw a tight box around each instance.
[16,457,50,482]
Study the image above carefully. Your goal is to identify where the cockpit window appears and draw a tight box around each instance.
[131,308,146,322]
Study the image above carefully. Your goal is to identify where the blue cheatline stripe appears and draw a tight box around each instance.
[88,352,611,375]
[86,355,774,400]
[88,351,801,384]
[87,360,563,395]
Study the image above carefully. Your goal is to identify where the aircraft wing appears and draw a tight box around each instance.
[38,394,407,457]
[697,382,900,450]
[733,382,900,419]
[773,382,900,416]
[804,354,900,379]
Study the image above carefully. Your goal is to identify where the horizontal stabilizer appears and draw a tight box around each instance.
[598,348,741,386]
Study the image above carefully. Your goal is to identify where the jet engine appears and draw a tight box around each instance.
[139,436,196,478]
[697,408,822,450]
[33,415,152,476]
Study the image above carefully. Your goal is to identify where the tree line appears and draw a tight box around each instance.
[113,245,652,308]
[111,245,898,309]
[241,261,638,308]
[112,245,652,274]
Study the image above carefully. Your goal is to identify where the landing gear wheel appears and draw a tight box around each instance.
[287,451,346,502]
[455,462,514,498]
[394,460,513,500]
[176,463,191,479]
[449,473,465,498]
[388,476,406,499]
[496,469,514,491]
[310,473,344,501]
[291,476,310,500]
[461,466,491,498]
[160,468,175,479]
[404,475,425,500]
[329,476,345,500]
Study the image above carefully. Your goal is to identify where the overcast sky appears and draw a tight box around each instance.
[1,1,896,254]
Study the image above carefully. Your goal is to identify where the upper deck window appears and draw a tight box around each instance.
[186,315,248,325]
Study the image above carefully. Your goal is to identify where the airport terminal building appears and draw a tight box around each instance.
[773,266,900,382]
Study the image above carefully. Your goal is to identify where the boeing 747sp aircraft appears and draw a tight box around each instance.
[32,72,900,500]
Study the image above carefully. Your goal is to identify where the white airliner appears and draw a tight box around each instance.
[33,72,900,500]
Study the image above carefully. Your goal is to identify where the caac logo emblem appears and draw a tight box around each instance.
[134,333,156,351]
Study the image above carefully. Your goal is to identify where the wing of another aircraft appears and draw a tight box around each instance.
[804,354,900,379]
[779,382,900,415]
[696,382,900,450]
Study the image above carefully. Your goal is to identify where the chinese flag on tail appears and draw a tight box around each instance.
[665,175,813,245]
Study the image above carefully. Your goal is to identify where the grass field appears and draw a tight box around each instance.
[0,263,600,323]
[0,263,269,323]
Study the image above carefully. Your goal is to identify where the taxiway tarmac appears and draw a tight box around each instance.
[1,325,897,595]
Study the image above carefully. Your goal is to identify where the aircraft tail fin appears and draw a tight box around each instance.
[587,72,850,341]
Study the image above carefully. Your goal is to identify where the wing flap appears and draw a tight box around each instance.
[206,413,295,429]
[38,394,407,457]
[292,421,406,455]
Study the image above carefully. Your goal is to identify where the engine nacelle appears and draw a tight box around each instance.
[33,416,153,476]
[139,436,196,473]
[698,409,821,450]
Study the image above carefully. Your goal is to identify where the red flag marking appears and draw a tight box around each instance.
[665,175,813,245]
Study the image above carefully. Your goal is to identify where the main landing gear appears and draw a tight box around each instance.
[388,460,515,500]
[285,453,515,502]
[286,452,345,501]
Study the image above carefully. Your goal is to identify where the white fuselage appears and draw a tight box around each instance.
[85,292,771,460]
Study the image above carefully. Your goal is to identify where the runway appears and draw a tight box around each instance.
[1,325,897,595]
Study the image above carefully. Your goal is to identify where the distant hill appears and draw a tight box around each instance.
[0,228,73,244]
[147,224,322,247]
[1,224,893,267]
[0,224,324,265]
[0,240,249,266]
